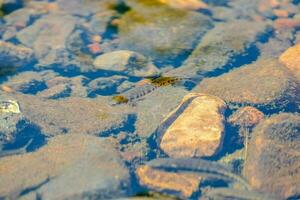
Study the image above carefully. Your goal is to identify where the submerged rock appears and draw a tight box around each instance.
[158,93,226,158]
[0,134,130,199]
[87,75,132,96]
[136,165,202,198]
[16,14,77,59]
[0,41,34,69]
[175,20,267,75]
[38,76,88,98]
[118,0,213,65]
[228,106,264,128]
[244,113,300,199]
[194,58,299,111]
[279,43,300,81]
[0,93,24,144]
[3,71,57,94]
[135,86,188,138]
[93,50,160,77]
[12,94,131,136]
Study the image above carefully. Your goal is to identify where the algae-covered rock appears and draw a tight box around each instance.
[194,58,299,111]
[158,93,226,158]
[176,20,268,75]
[244,113,300,199]
[93,50,160,77]
[0,134,130,199]
[157,0,208,11]
[118,0,213,65]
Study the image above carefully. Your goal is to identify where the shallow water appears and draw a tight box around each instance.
[0,0,299,199]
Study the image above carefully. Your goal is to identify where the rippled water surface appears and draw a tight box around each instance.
[0,0,299,199]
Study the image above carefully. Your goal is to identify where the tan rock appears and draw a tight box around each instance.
[194,58,299,110]
[0,134,129,199]
[12,93,130,136]
[279,43,300,81]
[228,106,264,128]
[136,165,202,198]
[244,113,300,199]
[159,93,226,158]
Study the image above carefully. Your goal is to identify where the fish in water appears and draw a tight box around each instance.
[147,158,251,190]
[112,75,202,105]
[202,188,279,200]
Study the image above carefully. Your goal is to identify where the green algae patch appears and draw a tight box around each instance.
[118,0,213,65]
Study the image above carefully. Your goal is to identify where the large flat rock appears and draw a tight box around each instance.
[0,134,130,199]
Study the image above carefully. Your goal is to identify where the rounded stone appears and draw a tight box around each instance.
[93,50,160,77]
[228,106,264,128]
[279,43,300,81]
[159,93,227,158]
[136,164,202,198]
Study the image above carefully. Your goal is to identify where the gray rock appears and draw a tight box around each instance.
[87,75,131,96]
[118,1,213,65]
[0,41,34,69]
[93,50,160,77]
[17,14,77,59]
[3,71,57,94]
[2,8,33,40]
[88,10,116,35]
[0,134,130,199]
[12,93,131,136]
[244,113,300,199]
[37,76,88,98]
[56,0,116,17]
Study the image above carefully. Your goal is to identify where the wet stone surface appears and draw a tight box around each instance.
[244,113,300,199]
[158,93,226,158]
[0,134,130,199]
[0,0,299,199]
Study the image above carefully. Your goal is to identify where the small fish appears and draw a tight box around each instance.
[147,158,251,190]
[112,83,157,105]
[112,75,201,105]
